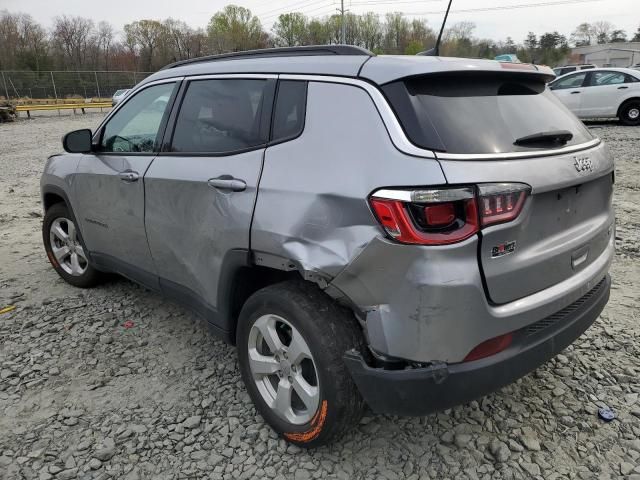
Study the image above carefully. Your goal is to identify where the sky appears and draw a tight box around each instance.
[2,0,639,44]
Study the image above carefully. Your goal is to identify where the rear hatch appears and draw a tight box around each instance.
[380,68,614,304]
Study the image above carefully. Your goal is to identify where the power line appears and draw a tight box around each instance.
[256,0,335,22]
[350,0,442,6]
[255,0,333,17]
[401,0,603,16]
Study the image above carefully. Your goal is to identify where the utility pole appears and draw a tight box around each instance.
[339,0,346,44]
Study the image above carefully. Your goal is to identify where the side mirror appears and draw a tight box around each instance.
[62,129,93,153]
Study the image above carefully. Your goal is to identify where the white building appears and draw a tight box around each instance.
[572,42,640,67]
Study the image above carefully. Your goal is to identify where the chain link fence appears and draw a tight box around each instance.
[0,71,154,103]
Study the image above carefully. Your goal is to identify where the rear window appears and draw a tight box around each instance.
[382,72,593,155]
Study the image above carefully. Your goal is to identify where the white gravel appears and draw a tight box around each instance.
[1,114,639,480]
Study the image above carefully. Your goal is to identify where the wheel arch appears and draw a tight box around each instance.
[218,251,360,346]
[617,96,640,118]
[42,184,74,213]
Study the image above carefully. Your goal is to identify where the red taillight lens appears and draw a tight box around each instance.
[463,332,513,362]
[424,203,456,226]
[369,184,530,246]
[478,184,530,227]
[369,188,479,245]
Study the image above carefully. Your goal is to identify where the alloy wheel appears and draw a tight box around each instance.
[49,217,88,276]
[247,314,320,425]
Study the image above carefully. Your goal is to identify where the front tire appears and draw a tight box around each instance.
[619,101,640,126]
[237,281,366,447]
[43,203,103,288]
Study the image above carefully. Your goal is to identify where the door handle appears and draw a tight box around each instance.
[570,91,581,94]
[618,86,629,89]
[119,171,139,182]
[208,176,247,192]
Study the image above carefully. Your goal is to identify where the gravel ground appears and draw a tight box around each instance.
[1,114,639,480]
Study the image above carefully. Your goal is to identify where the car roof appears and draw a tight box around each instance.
[139,46,555,87]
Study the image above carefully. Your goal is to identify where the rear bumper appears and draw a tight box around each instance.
[344,274,610,416]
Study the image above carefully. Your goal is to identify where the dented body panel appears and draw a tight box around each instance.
[251,81,446,278]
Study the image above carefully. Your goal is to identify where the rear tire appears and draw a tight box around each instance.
[236,281,366,447]
[619,100,640,126]
[43,203,103,288]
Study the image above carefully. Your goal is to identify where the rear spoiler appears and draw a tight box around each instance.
[359,56,556,85]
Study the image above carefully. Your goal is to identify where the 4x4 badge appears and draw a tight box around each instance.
[492,241,516,258]
[574,156,593,173]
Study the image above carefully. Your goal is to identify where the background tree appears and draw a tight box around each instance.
[272,13,307,47]
[123,20,165,71]
[1,8,637,74]
[592,20,613,44]
[207,5,265,53]
[383,12,410,54]
[96,21,114,70]
[52,15,95,69]
[571,22,594,46]
[358,12,383,52]
[610,29,628,43]
[538,31,569,65]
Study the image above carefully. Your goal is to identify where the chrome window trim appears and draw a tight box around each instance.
[94,77,184,139]
[96,72,602,161]
[183,73,279,80]
[434,138,602,160]
[281,74,602,161]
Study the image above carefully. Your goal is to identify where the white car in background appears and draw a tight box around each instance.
[111,89,131,107]
[549,67,640,125]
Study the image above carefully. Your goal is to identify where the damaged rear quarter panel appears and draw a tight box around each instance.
[251,80,446,278]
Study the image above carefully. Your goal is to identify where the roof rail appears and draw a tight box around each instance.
[162,45,374,70]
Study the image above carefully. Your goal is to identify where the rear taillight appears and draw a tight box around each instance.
[369,183,530,246]
[370,187,479,245]
[478,183,529,227]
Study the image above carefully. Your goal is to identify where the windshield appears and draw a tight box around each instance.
[382,72,593,155]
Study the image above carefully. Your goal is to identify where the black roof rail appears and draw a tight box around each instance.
[162,45,374,70]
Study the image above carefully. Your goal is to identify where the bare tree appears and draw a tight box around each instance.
[52,15,95,69]
[96,21,114,70]
[592,20,614,44]
[384,12,410,54]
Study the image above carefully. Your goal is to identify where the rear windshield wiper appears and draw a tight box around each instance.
[514,130,573,147]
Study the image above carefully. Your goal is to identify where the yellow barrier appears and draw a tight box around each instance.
[16,102,112,118]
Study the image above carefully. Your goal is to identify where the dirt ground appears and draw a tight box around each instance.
[0,112,639,480]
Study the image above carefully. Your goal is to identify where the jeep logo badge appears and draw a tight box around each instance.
[574,156,593,173]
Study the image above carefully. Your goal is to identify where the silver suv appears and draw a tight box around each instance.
[41,46,614,447]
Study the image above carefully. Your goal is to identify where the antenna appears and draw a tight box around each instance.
[417,0,454,56]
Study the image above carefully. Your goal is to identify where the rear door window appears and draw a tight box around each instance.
[383,72,593,155]
[589,71,625,86]
[170,79,274,154]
